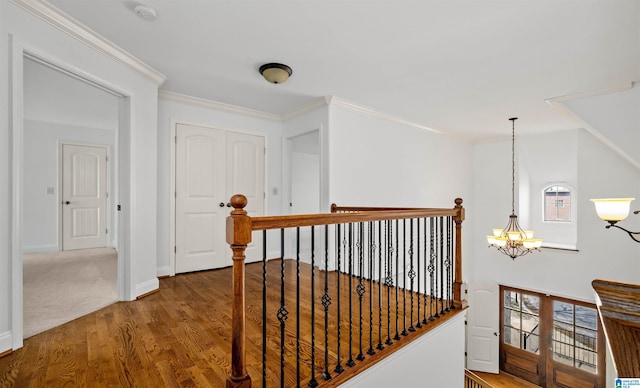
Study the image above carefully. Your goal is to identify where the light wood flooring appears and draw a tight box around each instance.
[0,259,462,387]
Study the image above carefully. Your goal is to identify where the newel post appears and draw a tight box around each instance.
[453,198,466,309]
[226,194,252,388]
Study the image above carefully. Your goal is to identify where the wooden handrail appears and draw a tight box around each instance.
[465,369,495,388]
[226,194,465,387]
[592,279,640,378]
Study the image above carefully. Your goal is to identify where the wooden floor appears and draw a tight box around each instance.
[473,371,542,388]
[0,259,462,387]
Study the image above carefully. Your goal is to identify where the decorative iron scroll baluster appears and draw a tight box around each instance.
[357,223,365,361]
[262,230,267,388]
[416,218,422,329]
[296,228,301,386]
[335,224,344,374]
[394,219,401,341]
[402,219,408,337]
[346,223,355,368]
[278,229,288,388]
[322,225,332,381]
[439,216,445,316]
[308,226,318,388]
[423,217,428,325]
[377,220,384,350]
[367,222,375,356]
[429,218,436,321]
[385,220,393,346]
[446,216,452,311]
[408,219,416,332]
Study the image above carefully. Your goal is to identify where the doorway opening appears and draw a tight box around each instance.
[22,55,120,338]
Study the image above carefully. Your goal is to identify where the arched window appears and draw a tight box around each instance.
[543,185,571,222]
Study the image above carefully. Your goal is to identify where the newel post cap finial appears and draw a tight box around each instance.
[230,194,248,215]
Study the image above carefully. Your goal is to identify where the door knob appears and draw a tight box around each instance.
[493,332,499,336]
[64,201,71,205]
[226,203,231,207]
[219,202,225,207]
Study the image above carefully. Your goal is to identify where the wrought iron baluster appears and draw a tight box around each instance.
[402,219,408,336]
[394,219,401,341]
[385,220,393,346]
[408,218,416,332]
[377,220,384,350]
[446,216,452,311]
[296,228,301,386]
[335,224,344,374]
[322,225,332,381]
[308,226,318,388]
[368,223,375,355]
[357,223,366,361]
[433,218,440,319]
[423,217,428,325]
[277,229,288,388]
[416,218,422,329]
[346,223,355,367]
[439,216,445,315]
[262,230,267,388]
[429,217,435,322]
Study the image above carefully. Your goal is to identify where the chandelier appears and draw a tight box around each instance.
[486,117,542,259]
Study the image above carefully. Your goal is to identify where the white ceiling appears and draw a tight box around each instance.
[47,0,640,141]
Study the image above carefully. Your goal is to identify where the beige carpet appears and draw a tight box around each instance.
[23,247,118,338]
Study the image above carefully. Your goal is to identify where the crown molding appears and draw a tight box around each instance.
[327,96,471,143]
[281,97,329,121]
[545,82,634,105]
[159,90,281,122]
[10,0,167,85]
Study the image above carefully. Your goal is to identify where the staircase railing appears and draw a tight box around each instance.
[226,194,465,387]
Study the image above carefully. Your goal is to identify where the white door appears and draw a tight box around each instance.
[61,144,108,250]
[225,131,265,264]
[466,282,500,373]
[176,124,264,273]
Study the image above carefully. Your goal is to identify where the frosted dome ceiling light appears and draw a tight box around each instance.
[133,4,157,21]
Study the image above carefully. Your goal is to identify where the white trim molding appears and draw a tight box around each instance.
[159,90,281,122]
[545,82,634,105]
[0,331,12,353]
[9,0,166,85]
[135,278,159,298]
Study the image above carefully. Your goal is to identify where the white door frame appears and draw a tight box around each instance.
[168,120,267,277]
[58,142,111,251]
[10,40,130,349]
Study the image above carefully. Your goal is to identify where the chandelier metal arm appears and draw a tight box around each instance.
[605,224,640,243]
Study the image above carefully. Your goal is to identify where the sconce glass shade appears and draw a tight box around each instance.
[259,63,292,84]
[590,198,635,222]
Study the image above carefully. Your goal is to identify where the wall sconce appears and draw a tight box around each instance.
[591,198,640,243]
[259,63,292,84]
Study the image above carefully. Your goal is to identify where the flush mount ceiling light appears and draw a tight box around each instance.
[591,198,640,242]
[259,63,292,84]
[486,117,543,259]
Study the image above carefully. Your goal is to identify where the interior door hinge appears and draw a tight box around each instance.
[175,135,177,143]
[106,192,109,198]
[106,228,108,234]
[174,246,177,253]
[106,156,109,162]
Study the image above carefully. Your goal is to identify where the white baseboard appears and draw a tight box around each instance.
[23,244,58,253]
[0,331,12,353]
[156,266,171,277]
[135,278,159,298]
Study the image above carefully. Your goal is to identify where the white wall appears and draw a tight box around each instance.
[327,102,475,282]
[1,0,162,351]
[519,130,578,248]
[339,312,465,388]
[157,94,284,276]
[23,120,116,251]
[471,129,640,302]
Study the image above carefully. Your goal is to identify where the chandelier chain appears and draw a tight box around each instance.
[511,118,515,214]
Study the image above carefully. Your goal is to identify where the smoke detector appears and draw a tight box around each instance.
[133,4,157,21]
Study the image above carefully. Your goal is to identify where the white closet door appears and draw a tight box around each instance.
[176,124,265,273]
[226,131,265,263]
[62,144,108,251]
[176,124,226,273]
